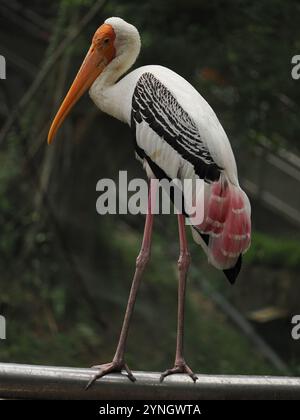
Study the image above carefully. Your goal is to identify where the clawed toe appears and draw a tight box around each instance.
[160,362,198,383]
[85,361,136,390]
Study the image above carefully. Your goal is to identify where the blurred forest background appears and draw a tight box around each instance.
[0,0,300,376]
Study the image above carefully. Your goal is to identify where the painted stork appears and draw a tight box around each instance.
[47,17,251,387]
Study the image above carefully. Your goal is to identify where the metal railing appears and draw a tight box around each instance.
[0,363,300,400]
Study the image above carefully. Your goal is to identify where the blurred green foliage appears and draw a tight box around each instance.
[246,232,300,269]
[0,0,299,377]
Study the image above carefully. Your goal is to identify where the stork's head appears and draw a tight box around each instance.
[47,17,140,144]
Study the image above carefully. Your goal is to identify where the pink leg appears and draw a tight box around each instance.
[86,181,156,389]
[160,214,198,382]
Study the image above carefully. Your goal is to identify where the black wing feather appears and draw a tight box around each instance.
[131,72,221,182]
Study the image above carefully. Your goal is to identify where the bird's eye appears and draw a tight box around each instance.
[103,38,110,46]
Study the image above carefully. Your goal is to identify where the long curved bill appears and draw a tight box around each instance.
[47,46,107,144]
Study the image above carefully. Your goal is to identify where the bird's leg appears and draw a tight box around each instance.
[160,214,198,383]
[86,181,156,390]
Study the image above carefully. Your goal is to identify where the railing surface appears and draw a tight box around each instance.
[0,363,299,400]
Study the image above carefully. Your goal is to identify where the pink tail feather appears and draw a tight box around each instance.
[196,177,251,270]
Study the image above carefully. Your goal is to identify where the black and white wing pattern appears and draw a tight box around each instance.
[131,72,221,182]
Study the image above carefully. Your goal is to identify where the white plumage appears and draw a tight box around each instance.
[49,16,251,277]
[90,64,238,185]
[88,19,250,276]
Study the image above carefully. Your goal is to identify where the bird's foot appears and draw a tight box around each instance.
[85,360,136,390]
[160,359,198,383]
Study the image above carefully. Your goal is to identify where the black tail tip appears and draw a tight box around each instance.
[223,254,242,285]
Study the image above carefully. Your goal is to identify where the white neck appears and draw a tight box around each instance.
[89,17,141,123]
[98,39,140,87]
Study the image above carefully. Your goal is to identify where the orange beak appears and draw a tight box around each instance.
[47,45,108,144]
